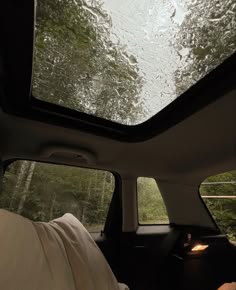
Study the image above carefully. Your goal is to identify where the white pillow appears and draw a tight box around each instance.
[0,210,129,290]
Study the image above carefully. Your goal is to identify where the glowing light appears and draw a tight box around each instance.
[191,244,209,252]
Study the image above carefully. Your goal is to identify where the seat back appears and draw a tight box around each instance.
[0,210,128,290]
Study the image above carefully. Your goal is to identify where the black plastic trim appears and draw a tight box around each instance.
[104,173,123,239]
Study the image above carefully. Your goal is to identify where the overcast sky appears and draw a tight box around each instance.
[102,0,188,121]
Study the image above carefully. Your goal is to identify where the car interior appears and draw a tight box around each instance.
[0,1,235,290]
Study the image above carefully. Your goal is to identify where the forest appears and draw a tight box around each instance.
[1,161,115,232]
[1,161,235,242]
[200,171,236,242]
[0,0,235,241]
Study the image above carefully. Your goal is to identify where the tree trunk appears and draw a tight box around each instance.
[80,203,85,223]
[100,171,107,207]
[10,161,29,209]
[82,176,93,224]
[17,162,36,214]
[49,193,56,220]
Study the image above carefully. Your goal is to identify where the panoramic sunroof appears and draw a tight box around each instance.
[32,0,236,125]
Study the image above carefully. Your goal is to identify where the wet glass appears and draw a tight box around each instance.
[32,0,236,125]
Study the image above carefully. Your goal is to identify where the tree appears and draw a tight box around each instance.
[200,171,236,241]
[33,0,144,124]
[137,177,169,224]
[175,0,236,95]
[0,161,115,232]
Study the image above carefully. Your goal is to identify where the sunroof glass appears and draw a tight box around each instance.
[32,0,236,125]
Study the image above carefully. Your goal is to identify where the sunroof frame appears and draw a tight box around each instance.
[1,0,236,142]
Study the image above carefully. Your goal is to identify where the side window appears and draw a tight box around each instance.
[137,177,169,224]
[0,161,115,232]
[199,170,236,243]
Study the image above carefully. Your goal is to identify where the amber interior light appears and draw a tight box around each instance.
[191,244,209,252]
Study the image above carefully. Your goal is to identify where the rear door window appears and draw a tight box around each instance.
[137,177,169,224]
[199,170,236,243]
[1,160,115,232]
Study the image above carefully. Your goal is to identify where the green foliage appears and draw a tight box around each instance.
[0,162,170,232]
[1,162,235,242]
[175,0,236,95]
[200,171,236,242]
[1,161,114,232]
[137,177,169,224]
[33,0,144,124]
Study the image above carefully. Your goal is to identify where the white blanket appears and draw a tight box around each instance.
[0,210,129,290]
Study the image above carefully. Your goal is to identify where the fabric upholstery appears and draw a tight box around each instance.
[0,210,128,290]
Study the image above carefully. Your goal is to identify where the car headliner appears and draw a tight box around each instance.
[0,88,235,182]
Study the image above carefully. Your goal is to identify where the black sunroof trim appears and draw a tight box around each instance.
[0,0,236,142]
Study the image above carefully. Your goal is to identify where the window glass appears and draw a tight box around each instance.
[0,161,114,232]
[33,0,236,125]
[199,170,236,243]
[137,177,169,224]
